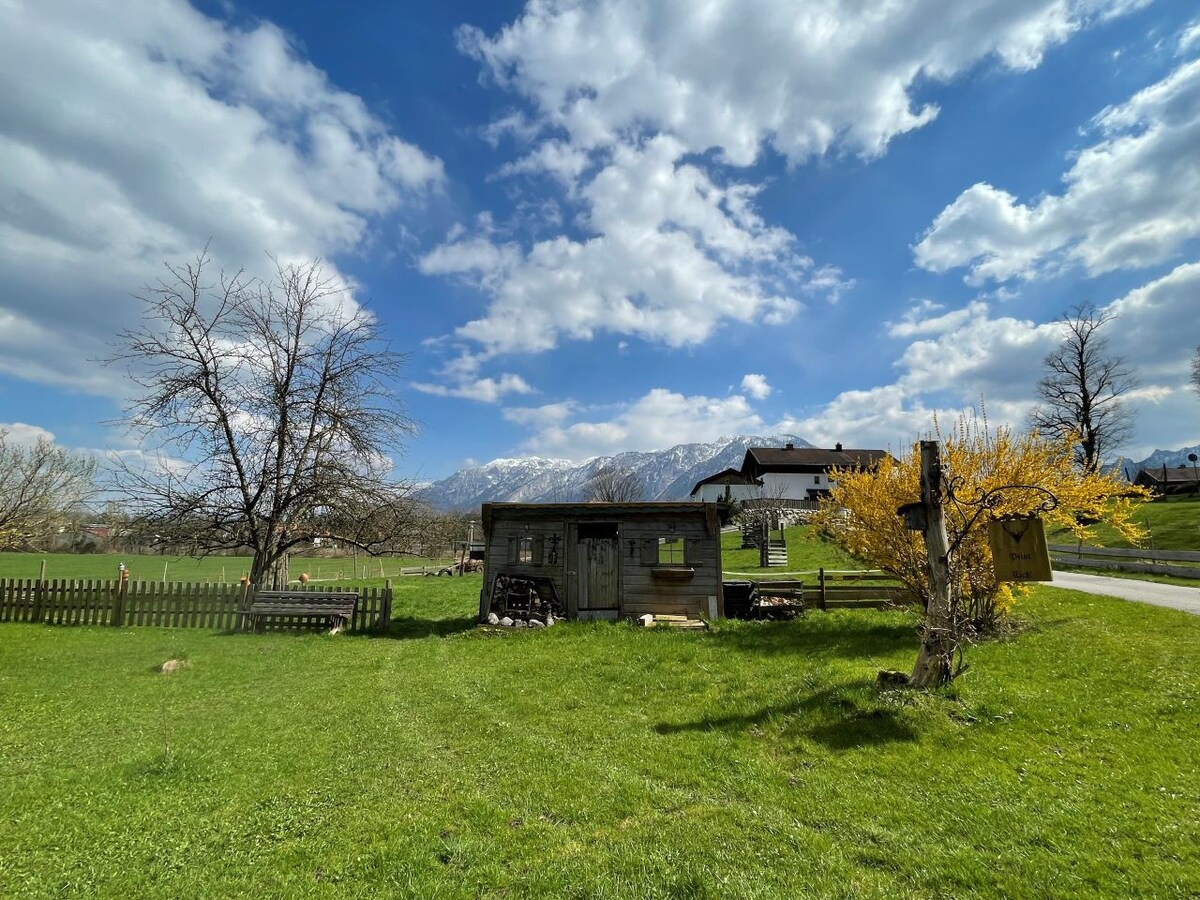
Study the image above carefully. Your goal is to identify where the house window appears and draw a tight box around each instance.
[658,536,685,565]
[518,536,533,563]
[814,475,820,484]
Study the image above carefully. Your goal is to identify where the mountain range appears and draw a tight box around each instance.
[420,437,1200,511]
[1118,445,1200,479]
[419,434,812,511]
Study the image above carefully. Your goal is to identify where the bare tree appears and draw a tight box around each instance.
[1028,303,1136,473]
[0,432,97,551]
[582,464,644,502]
[110,251,418,587]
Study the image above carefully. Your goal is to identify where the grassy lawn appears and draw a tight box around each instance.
[1,574,1197,898]
[1050,498,1200,586]
[1052,496,1200,551]
[722,525,864,575]
[0,551,454,586]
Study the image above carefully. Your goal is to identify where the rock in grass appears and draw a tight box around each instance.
[500,616,514,627]
[529,619,545,628]
[545,615,556,627]
[159,659,190,675]
[514,619,528,628]
[486,612,500,625]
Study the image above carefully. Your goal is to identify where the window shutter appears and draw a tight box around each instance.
[641,538,658,566]
[507,536,517,564]
[533,535,545,565]
[685,538,702,565]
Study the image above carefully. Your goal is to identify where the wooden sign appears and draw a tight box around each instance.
[988,517,1053,582]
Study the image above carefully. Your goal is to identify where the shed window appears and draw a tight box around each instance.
[518,536,533,563]
[658,536,685,565]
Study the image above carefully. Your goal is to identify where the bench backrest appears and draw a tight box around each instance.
[252,590,359,603]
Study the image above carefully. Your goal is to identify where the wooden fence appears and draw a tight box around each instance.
[752,569,916,610]
[1048,544,1200,580]
[0,578,393,632]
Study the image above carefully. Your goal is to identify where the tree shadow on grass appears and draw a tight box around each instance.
[712,616,919,659]
[351,615,478,640]
[654,684,918,749]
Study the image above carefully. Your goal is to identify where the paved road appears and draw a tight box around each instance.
[1051,570,1200,616]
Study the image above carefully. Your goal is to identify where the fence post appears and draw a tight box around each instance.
[31,561,47,624]
[112,571,128,627]
[379,580,393,633]
[236,581,252,632]
[818,568,827,610]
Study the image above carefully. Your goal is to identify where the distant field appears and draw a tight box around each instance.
[1051,496,1200,550]
[0,551,454,585]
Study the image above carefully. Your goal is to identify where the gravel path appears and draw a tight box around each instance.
[1051,570,1200,616]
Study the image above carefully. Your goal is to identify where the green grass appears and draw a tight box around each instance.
[0,551,454,586]
[1054,496,1200,551]
[722,524,865,576]
[1,575,1196,898]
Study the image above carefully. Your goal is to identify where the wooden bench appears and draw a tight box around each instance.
[245,590,359,633]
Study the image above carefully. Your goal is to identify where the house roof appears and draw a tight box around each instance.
[689,467,760,495]
[1134,467,1200,485]
[742,446,891,475]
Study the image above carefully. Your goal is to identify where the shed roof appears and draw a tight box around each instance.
[482,501,721,535]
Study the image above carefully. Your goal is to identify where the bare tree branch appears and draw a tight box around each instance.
[0,433,97,551]
[582,464,644,502]
[1027,303,1137,473]
[108,251,418,586]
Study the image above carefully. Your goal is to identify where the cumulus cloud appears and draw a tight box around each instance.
[778,262,1200,455]
[460,0,1137,165]
[415,0,1131,393]
[740,374,772,400]
[421,136,827,359]
[915,57,1200,283]
[411,373,534,403]
[0,0,442,394]
[0,422,57,446]
[516,388,767,458]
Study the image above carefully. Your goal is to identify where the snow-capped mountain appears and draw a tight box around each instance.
[420,434,812,511]
[1120,445,1200,478]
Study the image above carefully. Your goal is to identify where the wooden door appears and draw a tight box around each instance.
[578,535,619,618]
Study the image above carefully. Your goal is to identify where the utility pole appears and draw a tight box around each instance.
[910,440,955,688]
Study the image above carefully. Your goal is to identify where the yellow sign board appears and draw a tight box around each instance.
[988,517,1053,582]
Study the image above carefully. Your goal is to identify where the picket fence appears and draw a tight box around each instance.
[0,578,393,632]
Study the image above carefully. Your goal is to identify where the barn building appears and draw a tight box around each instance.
[479,502,724,622]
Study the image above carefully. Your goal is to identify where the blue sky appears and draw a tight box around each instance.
[1,0,1198,483]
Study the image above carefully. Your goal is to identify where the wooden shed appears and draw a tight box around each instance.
[479,502,725,622]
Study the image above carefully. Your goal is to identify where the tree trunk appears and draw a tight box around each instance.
[910,440,955,689]
[249,547,289,589]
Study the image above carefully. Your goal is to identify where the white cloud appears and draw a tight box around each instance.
[777,261,1200,455]
[1180,21,1200,53]
[411,373,534,403]
[518,388,766,458]
[740,374,772,400]
[915,57,1200,283]
[421,136,834,362]
[0,0,442,394]
[460,0,1138,166]
[417,0,1127,391]
[0,422,57,446]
